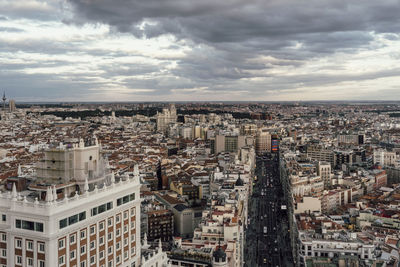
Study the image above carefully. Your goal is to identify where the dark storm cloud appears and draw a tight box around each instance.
[67,0,400,91]
[68,0,400,44]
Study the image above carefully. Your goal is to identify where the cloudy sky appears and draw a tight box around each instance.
[2,0,400,102]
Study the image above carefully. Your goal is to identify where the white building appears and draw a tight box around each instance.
[373,149,397,167]
[0,140,141,267]
[156,104,177,134]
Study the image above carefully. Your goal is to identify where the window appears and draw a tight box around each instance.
[0,249,6,257]
[1,233,6,241]
[131,208,136,216]
[124,250,128,260]
[91,202,112,217]
[58,255,64,266]
[39,260,45,267]
[90,256,96,264]
[70,250,76,260]
[70,233,76,244]
[16,255,22,265]
[58,239,65,250]
[131,234,135,242]
[59,219,67,229]
[1,214,5,222]
[117,194,135,206]
[108,246,113,255]
[27,240,33,251]
[80,261,86,267]
[124,211,128,220]
[108,260,113,267]
[16,219,43,232]
[80,230,86,240]
[79,212,86,221]
[107,217,113,227]
[38,242,45,253]
[116,255,121,264]
[90,240,95,250]
[108,232,112,241]
[116,241,120,250]
[16,239,22,248]
[99,236,104,245]
[80,245,86,255]
[90,225,95,235]
[131,246,135,255]
[124,225,128,233]
[116,214,121,223]
[130,222,135,229]
[116,229,120,237]
[69,214,78,225]
[99,250,104,260]
[99,221,104,231]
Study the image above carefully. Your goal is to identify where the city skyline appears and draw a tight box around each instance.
[2,0,400,101]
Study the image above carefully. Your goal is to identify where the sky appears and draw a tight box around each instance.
[1,0,400,102]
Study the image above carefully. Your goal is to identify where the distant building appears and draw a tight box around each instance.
[373,149,397,167]
[156,104,177,133]
[318,162,332,188]
[9,99,16,112]
[146,209,173,242]
[211,135,248,155]
[255,130,271,155]
[338,134,365,145]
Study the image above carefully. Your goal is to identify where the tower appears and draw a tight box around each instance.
[2,91,6,112]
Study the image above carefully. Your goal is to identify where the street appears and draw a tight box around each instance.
[245,153,294,267]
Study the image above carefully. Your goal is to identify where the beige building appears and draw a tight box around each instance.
[255,130,271,155]
[373,149,397,167]
[318,162,332,189]
[156,104,177,133]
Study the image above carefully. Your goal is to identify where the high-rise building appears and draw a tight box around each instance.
[0,138,141,267]
[212,135,247,155]
[317,162,332,188]
[9,99,16,113]
[255,130,271,155]
[156,104,177,134]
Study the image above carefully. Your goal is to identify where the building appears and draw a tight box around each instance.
[9,100,16,113]
[146,209,173,242]
[338,134,365,145]
[317,162,332,188]
[373,149,397,167]
[0,139,141,267]
[306,145,334,167]
[212,135,247,155]
[156,104,177,134]
[255,130,271,155]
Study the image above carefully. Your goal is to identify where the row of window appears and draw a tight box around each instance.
[59,211,86,229]
[16,219,44,232]
[59,195,136,230]
[15,239,45,252]
[15,255,45,267]
[91,202,113,217]
[117,193,135,206]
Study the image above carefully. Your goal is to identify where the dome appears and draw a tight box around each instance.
[213,246,226,262]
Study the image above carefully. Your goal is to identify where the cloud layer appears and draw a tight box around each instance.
[1,0,400,101]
